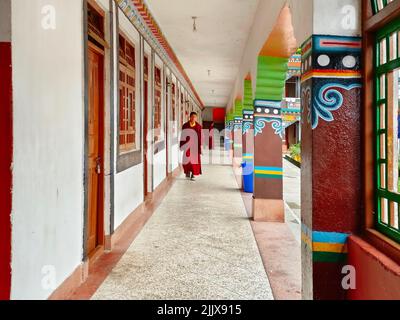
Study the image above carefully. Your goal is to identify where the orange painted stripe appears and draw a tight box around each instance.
[301,70,361,82]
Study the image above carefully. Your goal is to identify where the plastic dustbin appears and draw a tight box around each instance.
[224,139,231,151]
[241,162,254,193]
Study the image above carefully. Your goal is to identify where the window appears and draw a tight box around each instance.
[186,97,189,120]
[119,33,137,153]
[171,83,176,122]
[372,0,396,14]
[180,91,184,126]
[375,18,400,242]
[88,3,104,39]
[154,66,162,142]
[171,83,177,135]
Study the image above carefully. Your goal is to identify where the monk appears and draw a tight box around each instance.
[180,112,203,180]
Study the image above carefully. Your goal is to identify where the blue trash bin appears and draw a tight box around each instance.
[224,139,231,151]
[241,162,254,193]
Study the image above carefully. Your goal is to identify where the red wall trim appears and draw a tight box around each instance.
[347,236,400,300]
[0,42,13,300]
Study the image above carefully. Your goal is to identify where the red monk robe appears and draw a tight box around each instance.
[180,121,203,176]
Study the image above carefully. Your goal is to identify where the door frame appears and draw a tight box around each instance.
[0,41,12,300]
[83,0,106,260]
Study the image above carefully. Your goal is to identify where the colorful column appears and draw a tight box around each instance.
[233,99,243,169]
[300,29,362,299]
[242,78,254,182]
[224,113,233,152]
[252,56,288,222]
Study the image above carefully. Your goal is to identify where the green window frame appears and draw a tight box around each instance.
[375,18,400,243]
[372,0,397,14]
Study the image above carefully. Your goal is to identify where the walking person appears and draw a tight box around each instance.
[180,112,203,181]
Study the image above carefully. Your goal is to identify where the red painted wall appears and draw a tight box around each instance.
[347,236,400,300]
[213,108,225,123]
[0,42,13,300]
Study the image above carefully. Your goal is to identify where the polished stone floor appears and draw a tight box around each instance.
[283,158,301,244]
[92,161,274,300]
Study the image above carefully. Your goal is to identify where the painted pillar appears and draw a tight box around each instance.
[252,56,288,222]
[242,79,254,181]
[300,0,362,300]
[233,99,243,169]
[283,54,302,152]
[225,113,234,153]
[0,0,12,300]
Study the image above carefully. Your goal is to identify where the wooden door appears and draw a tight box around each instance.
[143,56,149,197]
[87,44,104,256]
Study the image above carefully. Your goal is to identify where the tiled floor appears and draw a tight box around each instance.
[283,158,301,244]
[239,157,301,300]
[92,161,274,300]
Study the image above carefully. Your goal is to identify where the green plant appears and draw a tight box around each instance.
[289,143,301,159]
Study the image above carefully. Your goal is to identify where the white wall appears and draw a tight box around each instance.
[313,0,361,36]
[153,149,167,188]
[11,0,85,299]
[171,144,180,171]
[114,164,144,228]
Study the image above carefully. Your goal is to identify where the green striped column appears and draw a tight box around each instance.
[233,99,243,170]
[225,112,234,152]
[242,79,254,184]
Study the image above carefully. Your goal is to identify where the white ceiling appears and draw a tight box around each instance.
[145,0,260,108]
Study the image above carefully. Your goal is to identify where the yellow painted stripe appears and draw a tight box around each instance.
[254,170,283,175]
[301,71,361,82]
[313,242,348,254]
[301,233,312,249]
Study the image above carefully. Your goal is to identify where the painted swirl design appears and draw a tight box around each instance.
[312,83,361,129]
[254,117,283,138]
[242,121,252,135]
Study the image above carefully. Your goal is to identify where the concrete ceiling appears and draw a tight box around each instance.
[145,0,260,108]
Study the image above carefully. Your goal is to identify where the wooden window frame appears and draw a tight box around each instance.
[171,82,176,123]
[363,0,400,264]
[116,27,141,172]
[171,82,178,140]
[118,31,137,153]
[374,19,400,242]
[180,90,185,126]
[154,65,163,141]
[153,64,165,154]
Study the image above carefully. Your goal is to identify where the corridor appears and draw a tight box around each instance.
[2,0,400,302]
[81,159,274,300]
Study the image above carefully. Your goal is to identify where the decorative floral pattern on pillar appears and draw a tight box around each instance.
[312,83,362,129]
[254,117,284,138]
[301,35,362,130]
